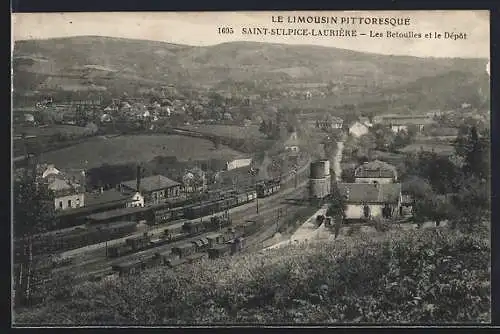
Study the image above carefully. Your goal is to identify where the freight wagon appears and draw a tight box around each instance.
[111,230,245,276]
[256,179,281,198]
[107,213,232,259]
[208,244,232,259]
[19,220,138,256]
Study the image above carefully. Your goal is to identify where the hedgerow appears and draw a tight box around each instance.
[14,226,490,325]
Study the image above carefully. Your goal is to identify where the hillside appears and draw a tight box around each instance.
[13,36,488,101]
[14,226,490,325]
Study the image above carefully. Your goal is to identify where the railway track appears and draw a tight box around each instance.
[49,181,309,281]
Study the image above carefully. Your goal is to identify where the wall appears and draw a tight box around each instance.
[344,204,383,219]
[226,158,252,171]
[285,145,300,152]
[349,124,368,137]
[54,193,85,211]
[344,203,401,220]
[391,125,408,133]
[354,177,393,184]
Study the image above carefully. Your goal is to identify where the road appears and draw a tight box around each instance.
[334,141,344,181]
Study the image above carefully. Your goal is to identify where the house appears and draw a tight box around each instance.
[284,131,300,153]
[386,118,434,133]
[48,178,86,211]
[127,192,145,208]
[316,115,344,130]
[226,158,252,171]
[348,121,369,138]
[354,160,398,184]
[24,113,35,124]
[338,183,402,220]
[377,115,435,133]
[358,116,373,128]
[37,164,86,211]
[119,174,182,205]
[85,188,132,211]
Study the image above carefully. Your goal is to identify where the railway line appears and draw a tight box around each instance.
[49,180,309,281]
[30,155,313,287]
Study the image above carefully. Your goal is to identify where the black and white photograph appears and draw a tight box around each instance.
[11,10,491,326]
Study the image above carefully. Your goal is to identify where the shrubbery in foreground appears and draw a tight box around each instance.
[15,226,490,325]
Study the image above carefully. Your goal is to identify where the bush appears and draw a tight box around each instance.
[14,227,490,325]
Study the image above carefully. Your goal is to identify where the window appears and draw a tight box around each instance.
[68,199,72,207]
[76,198,80,207]
[59,201,63,209]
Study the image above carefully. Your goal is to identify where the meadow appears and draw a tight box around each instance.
[38,134,243,169]
[400,143,456,156]
[179,124,265,140]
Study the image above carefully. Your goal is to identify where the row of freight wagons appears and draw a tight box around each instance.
[112,232,245,276]
[183,190,257,220]
[107,214,232,259]
[16,220,138,257]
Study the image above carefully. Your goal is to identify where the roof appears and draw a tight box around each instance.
[186,253,208,260]
[206,232,222,240]
[349,121,369,129]
[114,258,142,269]
[85,189,130,207]
[173,242,195,250]
[211,244,231,251]
[338,183,402,204]
[86,206,146,221]
[99,221,137,229]
[354,160,397,178]
[385,118,435,126]
[284,132,300,147]
[120,175,181,192]
[48,178,73,191]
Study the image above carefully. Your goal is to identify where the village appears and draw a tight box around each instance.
[11,11,491,324]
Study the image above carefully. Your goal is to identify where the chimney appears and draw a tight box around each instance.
[136,165,141,192]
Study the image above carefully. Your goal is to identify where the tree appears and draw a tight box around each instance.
[403,151,462,194]
[14,162,56,306]
[326,185,346,226]
[451,176,490,230]
[455,126,490,181]
[371,124,395,151]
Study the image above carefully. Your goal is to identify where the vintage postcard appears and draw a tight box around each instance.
[11,11,491,326]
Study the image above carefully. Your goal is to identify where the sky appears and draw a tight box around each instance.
[12,10,490,58]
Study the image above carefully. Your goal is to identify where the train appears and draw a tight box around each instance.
[111,220,247,277]
[256,178,281,198]
[15,179,282,257]
[14,220,138,258]
[106,213,232,259]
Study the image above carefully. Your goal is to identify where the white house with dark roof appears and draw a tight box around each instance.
[338,182,402,220]
[284,131,300,153]
[38,164,86,211]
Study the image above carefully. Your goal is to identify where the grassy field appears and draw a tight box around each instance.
[38,134,242,169]
[14,225,490,325]
[179,124,265,140]
[400,143,456,156]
